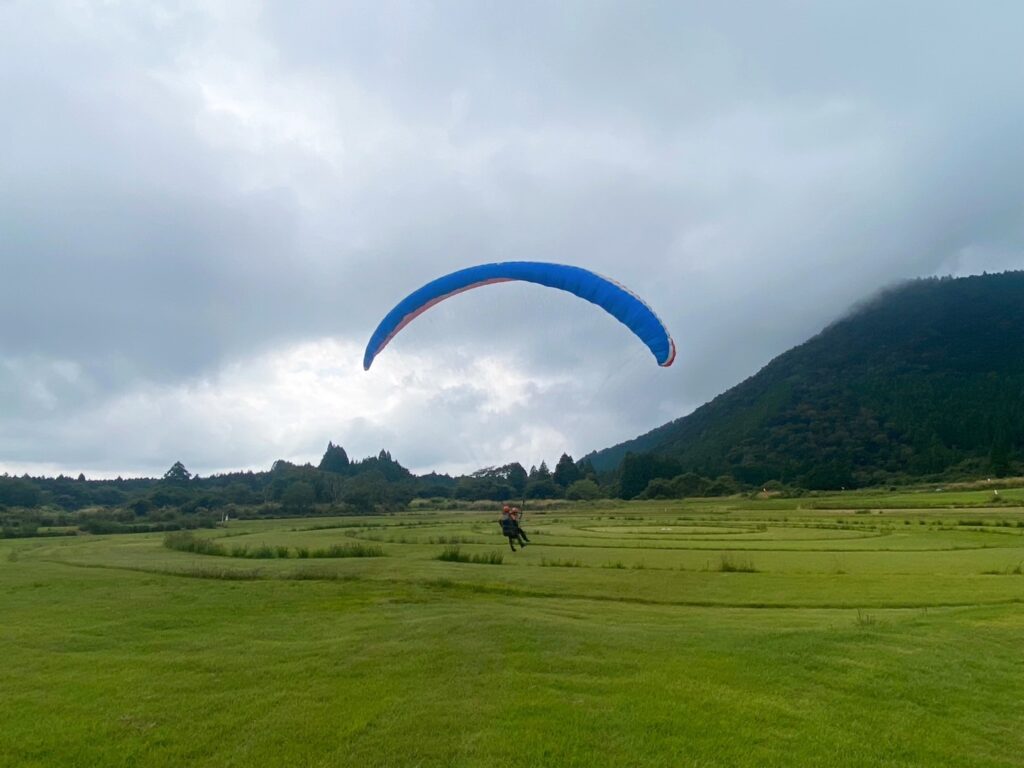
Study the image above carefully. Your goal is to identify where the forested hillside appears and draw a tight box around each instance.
[589,272,1024,488]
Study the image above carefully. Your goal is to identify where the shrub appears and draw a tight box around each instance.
[310,543,384,558]
[163,531,226,556]
[473,551,505,565]
[718,553,758,573]
[436,546,503,565]
[438,546,470,563]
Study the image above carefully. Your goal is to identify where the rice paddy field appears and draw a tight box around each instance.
[3,491,1024,767]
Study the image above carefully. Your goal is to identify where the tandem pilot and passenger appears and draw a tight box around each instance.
[500,505,530,551]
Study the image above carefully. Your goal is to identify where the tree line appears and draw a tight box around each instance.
[0,445,598,535]
[1,439,756,539]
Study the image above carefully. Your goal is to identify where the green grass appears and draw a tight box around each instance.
[3,495,1024,766]
[437,545,504,565]
[164,532,384,560]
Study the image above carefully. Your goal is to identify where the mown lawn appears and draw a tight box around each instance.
[2,499,1023,766]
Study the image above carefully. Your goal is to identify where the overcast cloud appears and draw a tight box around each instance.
[2,1,1022,478]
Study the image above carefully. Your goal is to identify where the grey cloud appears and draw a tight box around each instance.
[2,1,1023,475]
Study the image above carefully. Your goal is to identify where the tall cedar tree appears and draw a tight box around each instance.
[553,453,581,487]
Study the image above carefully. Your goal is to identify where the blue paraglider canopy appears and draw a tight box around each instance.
[363,261,675,370]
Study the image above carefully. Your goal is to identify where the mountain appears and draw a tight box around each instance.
[587,271,1024,488]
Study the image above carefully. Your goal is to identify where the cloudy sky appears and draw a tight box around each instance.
[2,1,1023,478]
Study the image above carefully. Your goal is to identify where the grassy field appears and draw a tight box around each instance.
[3,494,1024,767]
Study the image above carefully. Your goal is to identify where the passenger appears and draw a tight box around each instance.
[499,505,519,551]
[510,506,530,546]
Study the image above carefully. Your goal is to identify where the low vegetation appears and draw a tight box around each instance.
[5,494,1024,766]
[164,531,383,559]
[436,546,504,565]
[717,553,758,573]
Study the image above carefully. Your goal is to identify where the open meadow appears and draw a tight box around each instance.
[3,490,1024,767]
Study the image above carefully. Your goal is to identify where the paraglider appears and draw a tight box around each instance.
[363,261,675,369]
